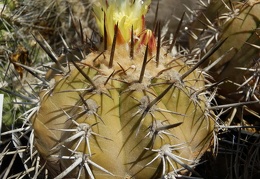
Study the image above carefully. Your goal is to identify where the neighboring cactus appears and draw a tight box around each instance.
[29,0,215,178]
[214,1,260,111]
[188,0,260,114]
[185,1,260,177]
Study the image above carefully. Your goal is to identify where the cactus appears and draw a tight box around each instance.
[1,0,260,178]
[188,0,260,115]
[213,1,260,110]
[28,0,215,178]
[185,1,260,178]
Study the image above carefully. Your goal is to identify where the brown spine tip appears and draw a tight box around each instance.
[109,23,118,68]
[138,44,148,83]
[70,59,96,89]
[152,0,160,32]
[167,12,185,54]
[79,19,84,44]
[104,12,107,51]
[156,21,161,67]
[130,25,134,59]
[104,71,115,86]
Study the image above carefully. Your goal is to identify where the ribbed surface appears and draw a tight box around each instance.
[32,45,214,178]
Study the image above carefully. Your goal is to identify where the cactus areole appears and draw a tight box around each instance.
[31,0,215,178]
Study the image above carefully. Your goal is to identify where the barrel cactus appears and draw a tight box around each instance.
[1,0,216,178]
[188,0,260,117]
[186,1,260,177]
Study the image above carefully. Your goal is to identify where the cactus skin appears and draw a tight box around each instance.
[30,0,215,178]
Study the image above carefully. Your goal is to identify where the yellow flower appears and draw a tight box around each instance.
[93,0,152,46]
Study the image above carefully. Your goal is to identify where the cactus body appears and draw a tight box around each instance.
[28,0,215,178]
[32,46,214,178]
